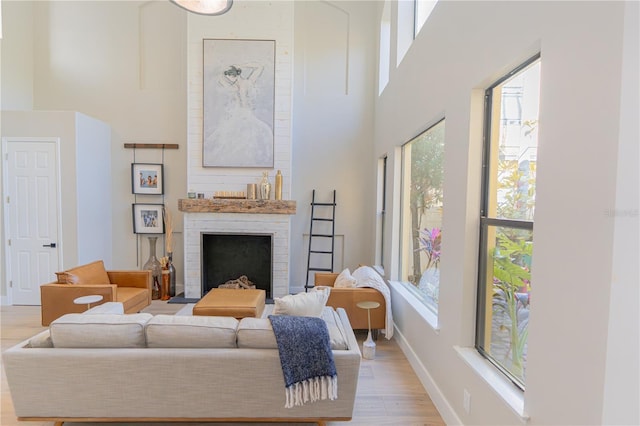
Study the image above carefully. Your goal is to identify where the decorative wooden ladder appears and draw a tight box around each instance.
[305,190,336,291]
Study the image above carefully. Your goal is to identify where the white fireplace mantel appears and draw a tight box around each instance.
[182,211,291,300]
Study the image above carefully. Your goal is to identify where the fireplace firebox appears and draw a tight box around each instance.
[201,233,272,299]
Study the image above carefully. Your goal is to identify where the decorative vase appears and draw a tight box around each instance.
[167,252,176,297]
[275,170,282,200]
[161,270,170,301]
[260,171,271,200]
[143,236,162,300]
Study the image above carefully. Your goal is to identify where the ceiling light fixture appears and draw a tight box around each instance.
[170,0,233,16]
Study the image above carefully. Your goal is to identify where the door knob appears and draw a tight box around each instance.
[42,243,57,248]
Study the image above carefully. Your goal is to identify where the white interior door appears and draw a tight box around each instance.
[3,138,61,305]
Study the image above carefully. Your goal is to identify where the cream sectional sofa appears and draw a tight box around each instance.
[3,304,361,426]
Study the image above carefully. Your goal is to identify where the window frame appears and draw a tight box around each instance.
[475,53,541,391]
[398,117,445,316]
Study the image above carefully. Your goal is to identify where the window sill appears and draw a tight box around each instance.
[389,280,439,332]
[454,346,529,421]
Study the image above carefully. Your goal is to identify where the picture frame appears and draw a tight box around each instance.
[132,163,164,195]
[203,38,275,168]
[132,203,165,234]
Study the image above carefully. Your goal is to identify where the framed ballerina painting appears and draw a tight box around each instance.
[203,39,275,168]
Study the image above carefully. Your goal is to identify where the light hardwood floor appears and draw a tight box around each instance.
[1,301,445,426]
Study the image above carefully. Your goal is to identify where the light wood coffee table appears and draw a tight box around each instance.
[193,288,266,319]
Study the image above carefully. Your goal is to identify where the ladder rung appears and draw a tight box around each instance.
[308,267,333,272]
[310,250,333,254]
[312,218,333,222]
[311,234,334,238]
[311,202,336,206]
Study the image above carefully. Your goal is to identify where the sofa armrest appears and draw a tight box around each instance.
[40,283,116,326]
[107,270,152,290]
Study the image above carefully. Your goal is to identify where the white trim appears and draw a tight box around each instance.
[389,279,439,331]
[394,325,462,426]
[454,346,529,421]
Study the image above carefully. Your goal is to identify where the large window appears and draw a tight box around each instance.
[400,119,445,314]
[414,0,438,36]
[378,0,391,94]
[476,55,541,389]
[376,156,388,269]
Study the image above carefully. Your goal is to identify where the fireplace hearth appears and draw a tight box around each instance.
[201,233,272,299]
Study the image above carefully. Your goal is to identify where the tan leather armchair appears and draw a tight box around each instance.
[315,272,386,333]
[40,260,152,326]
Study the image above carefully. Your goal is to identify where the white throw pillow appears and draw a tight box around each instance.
[334,268,357,288]
[272,287,330,317]
[352,265,386,288]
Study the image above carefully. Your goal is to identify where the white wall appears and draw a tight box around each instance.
[1,0,188,294]
[602,2,640,424]
[76,113,112,266]
[0,0,33,110]
[376,1,638,424]
[1,111,113,270]
[1,0,376,297]
[292,1,377,290]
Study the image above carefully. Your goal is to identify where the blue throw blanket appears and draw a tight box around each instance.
[268,315,338,408]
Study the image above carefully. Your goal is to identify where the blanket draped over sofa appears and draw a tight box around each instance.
[269,315,338,408]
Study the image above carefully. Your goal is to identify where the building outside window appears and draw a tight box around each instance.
[400,119,445,314]
[476,55,541,389]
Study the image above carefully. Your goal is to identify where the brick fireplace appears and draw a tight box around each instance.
[183,14,294,300]
[182,209,292,299]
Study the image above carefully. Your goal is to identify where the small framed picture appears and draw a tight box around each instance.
[132,203,165,234]
[132,163,164,195]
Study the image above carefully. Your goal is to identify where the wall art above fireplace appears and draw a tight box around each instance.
[202,38,275,168]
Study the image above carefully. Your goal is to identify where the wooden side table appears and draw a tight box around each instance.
[356,301,380,359]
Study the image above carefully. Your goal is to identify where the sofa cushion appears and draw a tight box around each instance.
[321,306,349,350]
[65,260,111,285]
[50,313,152,348]
[116,287,149,311]
[237,307,348,350]
[272,287,330,317]
[236,317,277,349]
[29,330,53,348]
[84,302,124,315]
[145,315,239,348]
[334,268,357,288]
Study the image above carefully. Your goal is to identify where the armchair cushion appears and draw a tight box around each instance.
[116,287,150,312]
[57,260,110,285]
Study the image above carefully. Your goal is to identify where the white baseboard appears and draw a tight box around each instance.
[393,325,463,426]
[1,294,10,306]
